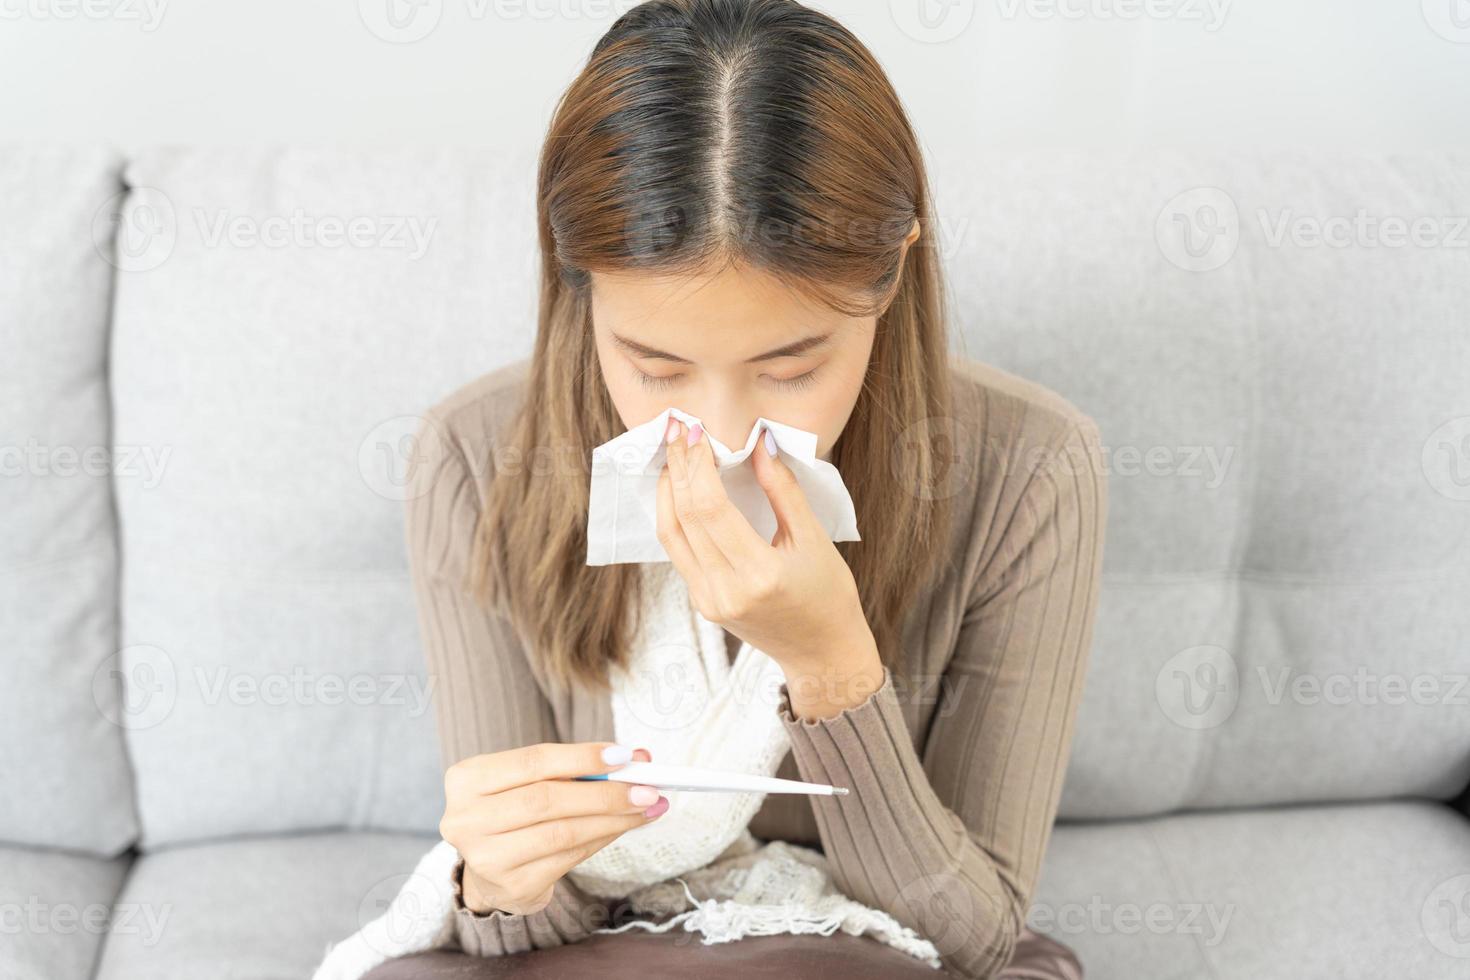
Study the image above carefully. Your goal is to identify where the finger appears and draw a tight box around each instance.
[451,741,643,798]
[465,778,663,836]
[666,419,767,568]
[657,465,710,600]
[512,791,670,877]
[664,419,731,571]
[504,815,658,890]
[503,832,623,894]
[495,810,661,871]
[748,423,823,546]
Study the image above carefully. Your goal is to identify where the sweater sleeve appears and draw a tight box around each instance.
[775,420,1107,979]
[403,409,610,955]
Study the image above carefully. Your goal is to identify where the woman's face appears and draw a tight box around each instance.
[590,261,876,462]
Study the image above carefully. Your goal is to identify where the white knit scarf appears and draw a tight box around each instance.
[312,562,940,979]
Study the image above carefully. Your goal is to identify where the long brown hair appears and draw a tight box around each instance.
[470,0,954,694]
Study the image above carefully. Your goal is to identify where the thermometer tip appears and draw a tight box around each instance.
[833,786,850,796]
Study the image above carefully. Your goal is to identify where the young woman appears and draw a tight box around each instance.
[391,1,1107,977]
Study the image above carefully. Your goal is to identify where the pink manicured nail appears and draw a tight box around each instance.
[665,417,680,444]
[643,796,670,819]
[629,785,659,807]
[686,423,702,448]
[763,426,777,457]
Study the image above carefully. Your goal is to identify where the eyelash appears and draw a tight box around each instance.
[633,366,820,393]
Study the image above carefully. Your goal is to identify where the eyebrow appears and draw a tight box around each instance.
[610,330,833,364]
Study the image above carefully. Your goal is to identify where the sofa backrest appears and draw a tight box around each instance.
[1,148,137,856]
[105,147,548,846]
[946,152,1470,818]
[97,148,1470,847]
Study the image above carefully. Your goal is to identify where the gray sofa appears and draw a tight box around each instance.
[3,146,1467,979]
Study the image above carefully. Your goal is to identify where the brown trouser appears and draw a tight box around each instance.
[361,926,1082,979]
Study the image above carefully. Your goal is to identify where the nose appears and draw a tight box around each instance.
[685,403,757,457]
[696,415,757,455]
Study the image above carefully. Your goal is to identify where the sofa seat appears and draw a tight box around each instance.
[0,844,130,980]
[93,831,437,980]
[1032,800,1470,979]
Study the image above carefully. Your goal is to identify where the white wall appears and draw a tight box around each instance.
[1,0,1467,153]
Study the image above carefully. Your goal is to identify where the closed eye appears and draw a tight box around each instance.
[630,365,821,392]
[633,367,681,392]
[771,367,819,391]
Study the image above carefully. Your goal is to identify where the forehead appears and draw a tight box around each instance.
[589,262,845,352]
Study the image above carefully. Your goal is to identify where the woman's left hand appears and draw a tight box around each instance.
[656,416,884,717]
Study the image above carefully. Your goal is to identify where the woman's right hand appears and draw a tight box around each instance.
[439,742,667,916]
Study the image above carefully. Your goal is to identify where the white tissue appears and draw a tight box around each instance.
[586,407,860,566]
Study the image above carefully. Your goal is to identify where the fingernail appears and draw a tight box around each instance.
[629,785,659,807]
[665,417,679,445]
[643,796,670,819]
[601,744,633,766]
[763,426,777,457]
[687,422,702,448]
[632,747,652,762]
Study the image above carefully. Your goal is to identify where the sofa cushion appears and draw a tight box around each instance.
[0,147,137,854]
[108,147,541,846]
[0,843,130,980]
[92,831,436,980]
[945,152,1470,816]
[1030,800,1470,979]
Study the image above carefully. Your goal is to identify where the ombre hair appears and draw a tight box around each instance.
[470,0,955,694]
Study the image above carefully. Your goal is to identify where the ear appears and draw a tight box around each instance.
[878,219,923,317]
[904,218,921,248]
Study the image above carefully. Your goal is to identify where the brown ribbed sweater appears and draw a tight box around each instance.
[403,355,1107,979]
